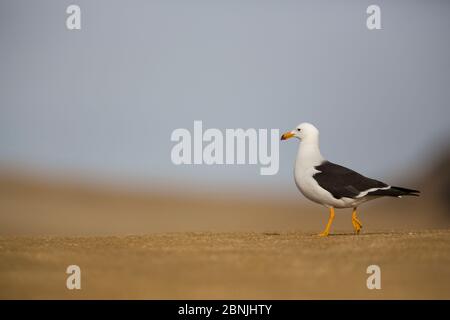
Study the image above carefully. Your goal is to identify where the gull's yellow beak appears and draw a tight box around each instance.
[281,131,295,141]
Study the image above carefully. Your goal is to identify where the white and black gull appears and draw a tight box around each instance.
[281,122,420,236]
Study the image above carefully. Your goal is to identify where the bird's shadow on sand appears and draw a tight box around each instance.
[323,232,395,237]
[262,232,397,237]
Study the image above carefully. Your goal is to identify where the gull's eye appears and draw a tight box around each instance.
[297,128,301,131]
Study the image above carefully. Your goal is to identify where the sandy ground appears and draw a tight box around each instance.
[1,171,449,299]
[1,230,449,299]
[1,171,448,236]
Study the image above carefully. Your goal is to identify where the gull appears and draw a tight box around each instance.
[281,123,420,236]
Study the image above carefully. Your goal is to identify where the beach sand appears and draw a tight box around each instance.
[1,230,449,299]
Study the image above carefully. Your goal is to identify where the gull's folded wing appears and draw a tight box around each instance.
[313,161,388,199]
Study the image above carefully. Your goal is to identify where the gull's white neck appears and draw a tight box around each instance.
[295,137,325,170]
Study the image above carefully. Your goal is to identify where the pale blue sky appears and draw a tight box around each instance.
[1,0,449,195]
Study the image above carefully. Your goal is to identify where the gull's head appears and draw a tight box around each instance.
[281,122,319,142]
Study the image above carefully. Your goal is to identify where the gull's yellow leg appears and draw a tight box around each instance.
[319,207,335,237]
[352,207,363,234]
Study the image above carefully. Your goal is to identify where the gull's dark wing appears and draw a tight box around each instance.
[313,161,388,199]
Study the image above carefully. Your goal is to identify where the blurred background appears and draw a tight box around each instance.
[1,0,449,236]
